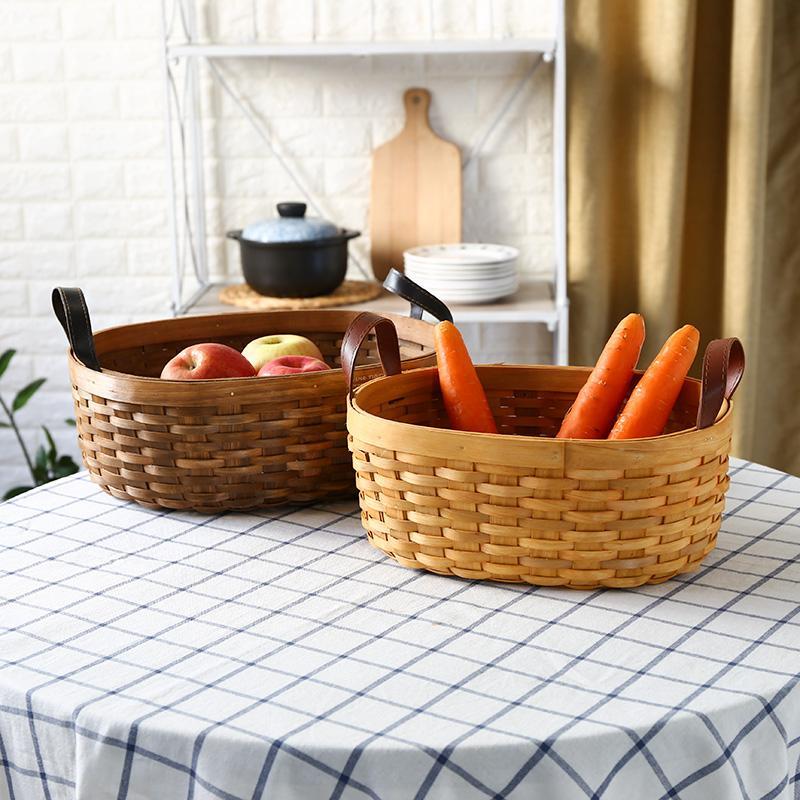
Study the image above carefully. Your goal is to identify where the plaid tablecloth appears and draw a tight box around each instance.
[0,458,799,800]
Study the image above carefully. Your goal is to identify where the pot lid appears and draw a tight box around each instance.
[242,202,339,243]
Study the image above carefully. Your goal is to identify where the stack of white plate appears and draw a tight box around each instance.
[403,243,519,304]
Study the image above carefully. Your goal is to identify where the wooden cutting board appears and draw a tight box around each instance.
[370,88,461,281]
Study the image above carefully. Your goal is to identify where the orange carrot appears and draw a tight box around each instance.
[556,313,646,439]
[434,320,497,434]
[608,324,700,439]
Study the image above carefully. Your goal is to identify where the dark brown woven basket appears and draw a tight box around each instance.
[53,288,439,512]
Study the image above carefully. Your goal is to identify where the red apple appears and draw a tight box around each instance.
[160,343,256,380]
[257,355,330,377]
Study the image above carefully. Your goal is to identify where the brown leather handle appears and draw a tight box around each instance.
[341,312,402,398]
[383,268,453,323]
[52,287,102,372]
[697,337,745,429]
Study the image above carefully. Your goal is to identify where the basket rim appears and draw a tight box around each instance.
[348,364,733,464]
[67,308,436,387]
[69,351,433,386]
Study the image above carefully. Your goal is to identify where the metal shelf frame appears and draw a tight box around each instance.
[160,0,569,364]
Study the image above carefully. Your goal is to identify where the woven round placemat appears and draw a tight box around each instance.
[219,281,382,311]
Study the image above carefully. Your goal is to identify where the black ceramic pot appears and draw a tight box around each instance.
[227,203,360,298]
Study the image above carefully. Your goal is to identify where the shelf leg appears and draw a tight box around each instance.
[185,0,209,287]
[552,0,569,365]
[554,303,570,365]
[160,0,182,316]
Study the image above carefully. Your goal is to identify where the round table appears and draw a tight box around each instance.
[1,459,798,800]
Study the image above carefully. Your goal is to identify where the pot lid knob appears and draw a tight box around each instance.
[277,202,307,218]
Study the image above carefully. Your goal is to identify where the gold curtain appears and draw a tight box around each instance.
[566,0,800,473]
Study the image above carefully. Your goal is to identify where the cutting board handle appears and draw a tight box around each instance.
[403,88,432,132]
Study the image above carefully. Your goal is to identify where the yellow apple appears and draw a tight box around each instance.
[241,334,324,372]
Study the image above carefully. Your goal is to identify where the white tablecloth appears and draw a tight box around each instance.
[0,458,799,800]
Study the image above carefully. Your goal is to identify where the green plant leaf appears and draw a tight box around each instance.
[53,455,79,478]
[65,418,76,427]
[3,485,31,500]
[12,378,46,413]
[0,349,15,380]
[0,421,9,428]
[42,426,56,461]
[33,445,49,483]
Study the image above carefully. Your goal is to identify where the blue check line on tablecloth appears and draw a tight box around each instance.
[712,544,800,566]
[0,494,356,667]
[183,571,503,800]
[0,702,75,797]
[0,471,115,528]
[116,496,800,636]
[11,509,794,684]
[0,489,200,609]
[10,496,776,796]
[101,515,429,799]
[0,726,17,800]
[671,683,799,800]
[0,702,247,800]
[4,621,783,800]
[4,567,793,777]
[3,500,344,800]
[27,483,799,656]
[248,580,551,800]
[379,460,759,799]
[0,634,642,783]
[715,523,800,548]
[75,506,362,800]
[1,637,664,800]
[7,538,797,721]
[7,504,799,694]
[7,503,361,800]
[16,498,196,800]
[0,472,788,796]
[0,756,74,792]
[107,526,429,800]
[726,497,800,521]
[1,460,792,796]
[729,475,800,493]
[653,677,799,800]
[493,482,800,800]
[29,465,794,632]
[45,497,800,641]
[411,467,791,800]
[324,582,611,800]
[520,472,800,800]
[144,462,792,800]
[9,504,796,792]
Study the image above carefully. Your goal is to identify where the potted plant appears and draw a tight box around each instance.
[0,349,79,500]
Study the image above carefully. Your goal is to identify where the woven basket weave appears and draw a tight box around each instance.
[54,292,438,512]
[343,315,744,589]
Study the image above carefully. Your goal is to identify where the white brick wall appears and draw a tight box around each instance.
[0,0,555,492]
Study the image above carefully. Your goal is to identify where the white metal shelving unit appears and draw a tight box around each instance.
[160,0,569,363]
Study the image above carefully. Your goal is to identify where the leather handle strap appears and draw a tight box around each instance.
[52,287,101,372]
[697,337,745,429]
[341,311,402,398]
[382,268,453,323]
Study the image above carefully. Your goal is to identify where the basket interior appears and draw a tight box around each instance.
[92,313,432,378]
[360,365,701,438]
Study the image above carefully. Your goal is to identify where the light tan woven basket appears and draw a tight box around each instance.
[342,314,745,589]
[52,289,440,512]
